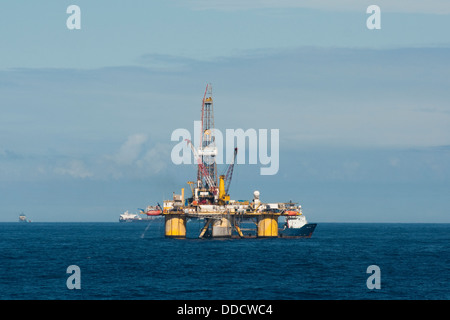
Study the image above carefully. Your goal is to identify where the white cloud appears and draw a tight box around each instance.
[48,137,172,181]
[100,135,172,179]
[54,160,93,179]
[136,143,171,175]
[111,134,148,166]
[49,137,172,181]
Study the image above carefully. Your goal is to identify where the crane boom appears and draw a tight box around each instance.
[224,147,238,194]
[185,139,217,191]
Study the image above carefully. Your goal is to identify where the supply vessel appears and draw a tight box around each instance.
[19,213,31,223]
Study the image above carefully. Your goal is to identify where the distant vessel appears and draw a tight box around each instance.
[19,213,31,223]
[119,211,142,222]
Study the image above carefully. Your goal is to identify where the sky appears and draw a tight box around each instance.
[1,1,449,222]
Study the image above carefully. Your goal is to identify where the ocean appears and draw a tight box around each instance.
[0,222,449,300]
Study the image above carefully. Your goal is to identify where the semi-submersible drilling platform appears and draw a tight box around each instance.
[161,84,316,239]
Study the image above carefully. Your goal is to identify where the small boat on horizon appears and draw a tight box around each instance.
[19,213,31,223]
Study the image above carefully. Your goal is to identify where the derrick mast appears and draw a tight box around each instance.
[198,83,218,189]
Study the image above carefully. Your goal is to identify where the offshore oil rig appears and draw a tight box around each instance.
[159,84,316,239]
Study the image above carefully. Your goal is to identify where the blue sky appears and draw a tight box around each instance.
[1,1,450,222]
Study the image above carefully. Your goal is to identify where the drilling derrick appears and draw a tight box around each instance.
[198,83,218,190]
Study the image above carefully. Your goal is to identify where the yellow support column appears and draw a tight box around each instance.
[257,214,279,238]
[165,214,186,238]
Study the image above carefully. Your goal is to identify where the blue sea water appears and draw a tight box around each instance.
[0,222,449,300]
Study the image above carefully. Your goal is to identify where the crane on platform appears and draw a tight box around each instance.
[185,139,217,193]
[217,147,238,204]
[224,147,238,195]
